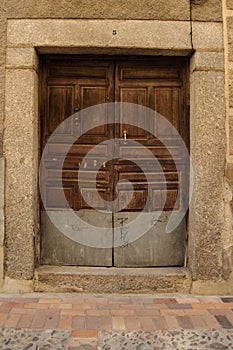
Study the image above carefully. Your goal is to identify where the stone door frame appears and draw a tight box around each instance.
[1,19,226,292]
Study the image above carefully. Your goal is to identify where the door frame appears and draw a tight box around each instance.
[3,18,226,292]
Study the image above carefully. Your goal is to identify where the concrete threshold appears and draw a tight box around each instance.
[34,266,192,294]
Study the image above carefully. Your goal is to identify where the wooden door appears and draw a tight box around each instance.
[40,56,189,267]
[113,60,188,266]
[40,58,115,266]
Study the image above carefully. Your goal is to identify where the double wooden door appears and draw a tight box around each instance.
[40,56,189,267]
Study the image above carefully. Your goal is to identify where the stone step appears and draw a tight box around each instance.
[34,266,192,294]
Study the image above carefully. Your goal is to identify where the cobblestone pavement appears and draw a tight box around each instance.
[99,330,233,349]
[0,294,233,349]
[0,328,70,349]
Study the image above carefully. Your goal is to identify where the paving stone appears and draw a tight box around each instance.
[58,316,73,330]
[176,315,193,329]
[99,316,112,331]
[221,298,233,303]
[168,303,191,309]
[112,316,125,330]
[153,298,177,304]
[72,316,85,330]
[4,314,21,328]
[16,314,33,328]
[125,316,141,330]
[98,330,233,350]
[0,328,70,350]
[71,330,98,338]
[214,315,233,329]
[69,336,97,347]
[85,316,99,330]
[98,330,159,349]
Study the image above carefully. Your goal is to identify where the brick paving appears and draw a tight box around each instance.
[0,294,233,349]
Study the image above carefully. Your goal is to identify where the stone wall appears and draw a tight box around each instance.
[224,0,233,284]
[1,0,232,294]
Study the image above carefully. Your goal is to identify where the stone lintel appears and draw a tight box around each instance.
[7,20,192,52]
